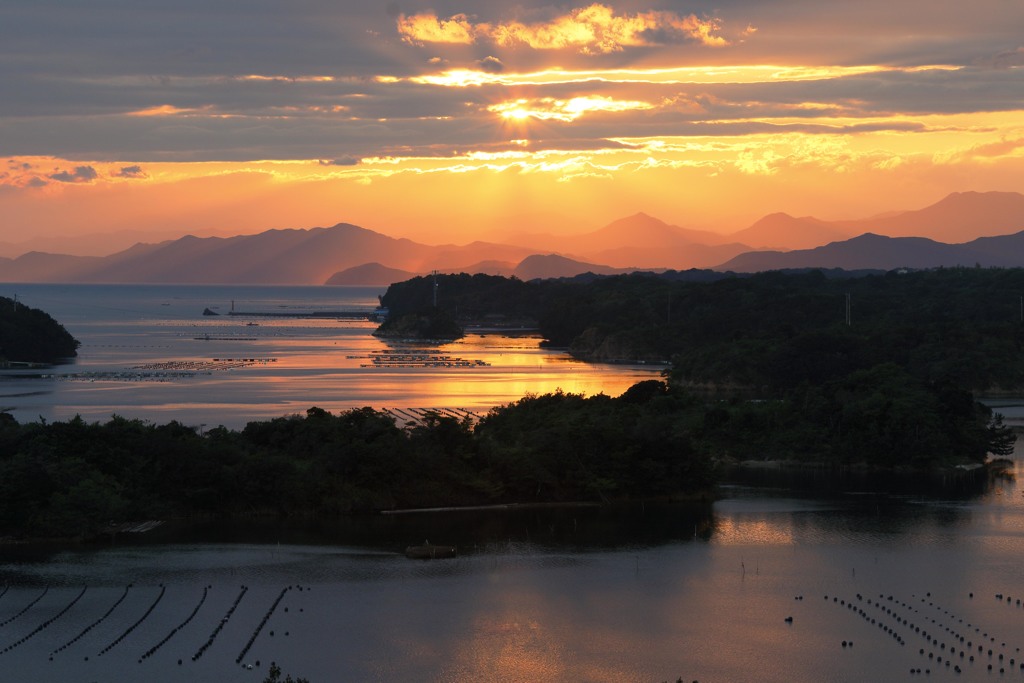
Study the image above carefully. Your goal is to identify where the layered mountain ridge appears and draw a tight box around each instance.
[3,191,1024,284]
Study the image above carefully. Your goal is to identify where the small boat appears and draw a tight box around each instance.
[405,541,457,559]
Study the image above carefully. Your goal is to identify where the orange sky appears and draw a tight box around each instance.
[1,2,1023,254]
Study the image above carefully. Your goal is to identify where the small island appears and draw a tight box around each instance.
[0,296,79,366]
[372,306,463,340]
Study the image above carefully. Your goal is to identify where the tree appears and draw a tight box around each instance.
[262,664,310,683]
[987,413,1017,458]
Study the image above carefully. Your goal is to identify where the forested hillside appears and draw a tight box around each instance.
[1,268,1019,539]
[0,297,79,364]
[379,268,1024,394]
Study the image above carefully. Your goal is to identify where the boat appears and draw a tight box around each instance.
[404,541,457,559]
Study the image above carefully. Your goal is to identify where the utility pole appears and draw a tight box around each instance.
[432,271,438,307]
[845,293,851,326]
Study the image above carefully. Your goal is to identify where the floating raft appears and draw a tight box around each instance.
[405,544,457,560]
[132,358,278,371]
[103,520,164,534]
[350,351,489,368]
[382,407,480,428]
[42,371,209,382]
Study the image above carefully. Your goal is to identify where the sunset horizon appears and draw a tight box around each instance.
[2,2,1022,252]
[3,5,1024,680]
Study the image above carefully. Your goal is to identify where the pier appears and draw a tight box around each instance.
[225,310,380,320]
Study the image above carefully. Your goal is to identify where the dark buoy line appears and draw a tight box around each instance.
[50,585,132,657]
[190,585,248,662]
[0,587,48,629]
[96,585,166,657]
[0,586,86,655]
[825,587,1024,679]
[137,585,210,662]
[236,585,294,665]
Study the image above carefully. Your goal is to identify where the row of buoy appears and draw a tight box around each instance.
[138,585,209,662]
[0,587,48,628]
[51,585,131,658]
[996,592,1024,607]
[236,586,293,665]
[47,371,202,382]
[191,585,247,662]
[97,585,166,657]
[1,587,85,655]
[826,588,1024,677]
[0,583,319,668]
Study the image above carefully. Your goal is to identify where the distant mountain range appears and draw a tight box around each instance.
[718,231,1024,272]
[3,191,1024,284]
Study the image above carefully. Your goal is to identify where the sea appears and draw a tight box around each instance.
[0,283,662,429]
[1,283,1022,683]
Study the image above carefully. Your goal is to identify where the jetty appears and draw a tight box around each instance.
[204,301,387,321]
[226,310,377,319]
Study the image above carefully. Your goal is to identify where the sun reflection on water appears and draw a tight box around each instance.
[2,284,661,427]
[712,517,796,546]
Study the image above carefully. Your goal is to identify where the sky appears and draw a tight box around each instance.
[2,0,1023,252]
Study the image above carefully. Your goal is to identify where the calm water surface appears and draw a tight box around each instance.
[0,284,661,428]
[2,284,1023,682]
[0,461,1021,683]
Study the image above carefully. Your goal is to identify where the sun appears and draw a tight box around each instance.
[498,102,534,121]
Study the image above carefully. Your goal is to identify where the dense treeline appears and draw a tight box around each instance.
[379,268,1024,394]
[0,296,79,363]
[0,392,716,539]
[376,273,543,338]
[3,267,1019,539]
[0,371,1009,539]
[380,273,543,321]
[372,267,1019,471]
[660,268,1024,394]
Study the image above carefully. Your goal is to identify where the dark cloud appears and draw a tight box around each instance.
[0,1,1021,162]
[48,166,98,183]
[114,165,147,178]
[477,56,504,73]
[977,46,1024,68]
[26,177,48,188]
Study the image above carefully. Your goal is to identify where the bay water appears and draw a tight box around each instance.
[0,283,661,429]
[0,284,1021,682]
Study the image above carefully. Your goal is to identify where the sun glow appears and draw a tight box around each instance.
[125,104,203,117]
[409,63,959,88]
[489,96,653,122]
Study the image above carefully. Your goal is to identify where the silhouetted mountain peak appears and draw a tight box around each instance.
[513,253,621,280]
[730,212,849,250]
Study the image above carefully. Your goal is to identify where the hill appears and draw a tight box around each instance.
[500,212,751,268]
[5,191,1024,283]
[728,213,852,250]
[0,224,537,285]
[0,297,79,364]
[324,262,418,285]
[512,254,624,280]
[857,191,1024,242]
[716,231,1024,272]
